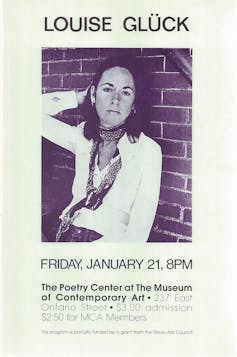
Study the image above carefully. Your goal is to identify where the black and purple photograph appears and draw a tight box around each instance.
[42,48,192,243]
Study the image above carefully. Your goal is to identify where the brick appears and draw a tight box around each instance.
[157,217,192,237]
[148,231,178,242]
[160,187,191,208]
[161,172,185,189]
[166,49,191,56]
[147,123,161,138]
[63,74,93,88]
[82,59,102,73]
[42,48,64,61]
[150,90,162,105]
[146,57,164,72]
[49,61,81,74]
[163,90,192,107]
[64,48,100,60]
[165,58,179,72]
[163,124,192,141]
[142,49,165,56]
[188,109,192,123]
[100,48,141,58]
[184,208,192,223]
[187,144,192,158]
[162,157,192,175]
[150,73,191,89]
[42,63,48,75]
[156,139,185,157]
[150,107,188,124]
[157,202,181,219]
[187,178,192,192]
[183,49,191,56]
[42,75,61,88]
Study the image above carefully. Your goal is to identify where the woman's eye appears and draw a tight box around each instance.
[121,90,131,96]
[103,87,113,92]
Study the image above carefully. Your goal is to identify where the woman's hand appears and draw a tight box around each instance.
[75,82,92,105]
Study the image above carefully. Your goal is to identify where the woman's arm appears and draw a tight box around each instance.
[123,141,162,242]
[42,88,89,153]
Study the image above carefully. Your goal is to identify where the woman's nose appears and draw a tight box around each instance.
[111,91,120,104]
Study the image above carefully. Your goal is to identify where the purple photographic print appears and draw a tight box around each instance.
[42,48,192,243]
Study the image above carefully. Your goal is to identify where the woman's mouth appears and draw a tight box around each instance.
[107,109,120,114]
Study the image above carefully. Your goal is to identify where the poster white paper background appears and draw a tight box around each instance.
[3,0,237,355]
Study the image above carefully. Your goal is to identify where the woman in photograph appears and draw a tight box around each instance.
[42,56,162,243]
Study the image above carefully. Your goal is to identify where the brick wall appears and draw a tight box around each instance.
[42,48,192,242]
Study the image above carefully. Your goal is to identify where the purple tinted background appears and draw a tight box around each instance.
[42,48,192,243]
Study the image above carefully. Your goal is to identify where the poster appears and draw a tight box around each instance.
[2,0,237,356]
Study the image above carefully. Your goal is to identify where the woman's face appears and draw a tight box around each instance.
[91,66,136,129]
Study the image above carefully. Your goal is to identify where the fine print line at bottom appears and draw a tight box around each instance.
[41,329,193,336]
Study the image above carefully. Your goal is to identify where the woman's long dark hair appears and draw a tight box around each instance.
[81,55,151,142]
